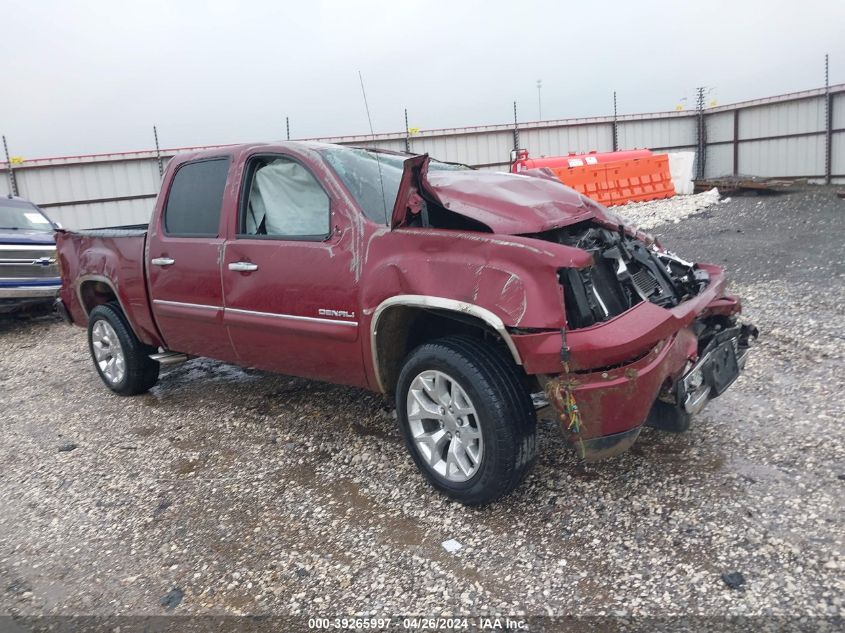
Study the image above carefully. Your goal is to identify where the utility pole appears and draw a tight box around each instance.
[536,79,543,120]
[695,86,707,180]
[2,135,18,197]
[286,116,290,141]
[153,126,163,178]
[512,101,520,152]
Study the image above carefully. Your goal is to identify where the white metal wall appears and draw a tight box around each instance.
[2,84,843,229]
[703,111,735,178]
[519,124,614,163]
[832,91,845,178]
[18,158,163,228]
[618,117,696,150]
[737,97,827,177]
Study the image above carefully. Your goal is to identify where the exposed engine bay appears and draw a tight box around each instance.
[536,221,711,329]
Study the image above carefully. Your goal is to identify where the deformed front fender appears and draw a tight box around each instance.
[361,228,590,329]
[369,294,523,392]
[360,228,592,391]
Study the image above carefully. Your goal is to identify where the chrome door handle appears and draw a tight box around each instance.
[228,261,258,272]
[151,257,175,266]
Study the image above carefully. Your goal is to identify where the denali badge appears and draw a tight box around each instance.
[318,308,356,319]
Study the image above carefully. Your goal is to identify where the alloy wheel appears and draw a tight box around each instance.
[406,369,483,482]
[91,319,126,385]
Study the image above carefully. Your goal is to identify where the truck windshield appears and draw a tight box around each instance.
[0,199,54,231]
[318,147,468,224]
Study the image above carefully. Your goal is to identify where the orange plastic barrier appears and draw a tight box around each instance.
[511,149,652,172]
[604,155,675,204]
[543,154,675,206]
[547,164,613,205]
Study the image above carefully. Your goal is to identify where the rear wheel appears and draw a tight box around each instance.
[87,303,159,396]
[396,336,537,505]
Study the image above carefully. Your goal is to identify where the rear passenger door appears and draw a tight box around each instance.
[221,153,365,387]
[147,157,237,361]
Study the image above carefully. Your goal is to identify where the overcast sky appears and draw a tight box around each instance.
[1,0,843,158]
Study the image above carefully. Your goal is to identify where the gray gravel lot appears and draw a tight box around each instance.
[0,188,843,621]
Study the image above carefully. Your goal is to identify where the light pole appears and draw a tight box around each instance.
[536,79,543,120]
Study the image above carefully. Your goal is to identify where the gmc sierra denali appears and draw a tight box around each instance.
[55,142,756,504]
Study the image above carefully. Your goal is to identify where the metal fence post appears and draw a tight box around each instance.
[696,87,707,180]
[825,54,832,185]
[612,91,618,152]
[153,126,163,179]
[2,135,18,197]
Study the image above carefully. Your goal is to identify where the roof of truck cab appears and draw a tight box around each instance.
[168,141,415,165]
[168,141,376,161]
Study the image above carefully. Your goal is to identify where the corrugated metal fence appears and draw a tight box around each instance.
[2,84,844,229]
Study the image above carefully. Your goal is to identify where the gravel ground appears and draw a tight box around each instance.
[0,188,843,626]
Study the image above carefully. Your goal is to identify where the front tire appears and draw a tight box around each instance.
[396,336,537,505]
[87,303,159,396]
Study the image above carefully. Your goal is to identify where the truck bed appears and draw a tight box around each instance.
[67,225,148,236]
[55,228,163,347]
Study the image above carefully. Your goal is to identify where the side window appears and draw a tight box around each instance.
[164,158,230,236]
[242,157,330,239]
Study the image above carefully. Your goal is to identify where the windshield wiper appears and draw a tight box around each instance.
[0,226,21,230]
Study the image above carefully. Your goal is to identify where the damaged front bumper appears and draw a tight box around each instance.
[677,323,757,416]
[518,271,757,460]
[509,216,759,460]
[541,320,756,461]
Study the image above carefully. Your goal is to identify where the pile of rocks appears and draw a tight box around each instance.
[615,188,724,230]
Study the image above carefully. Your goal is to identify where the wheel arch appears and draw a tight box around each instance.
[370,295,523,395]
[77,275,142,340]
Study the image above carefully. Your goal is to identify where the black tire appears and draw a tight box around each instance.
[87,303,159,396]
[396,335,537,505]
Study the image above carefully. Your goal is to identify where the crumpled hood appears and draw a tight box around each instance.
[423,168,608,235]
[0,229,55,245]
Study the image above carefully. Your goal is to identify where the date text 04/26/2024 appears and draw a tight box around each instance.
[308,617,529,630]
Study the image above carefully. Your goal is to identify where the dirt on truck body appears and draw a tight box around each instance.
[54,141,756,504]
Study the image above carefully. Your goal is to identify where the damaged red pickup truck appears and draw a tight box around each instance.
[56,142,756,504]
